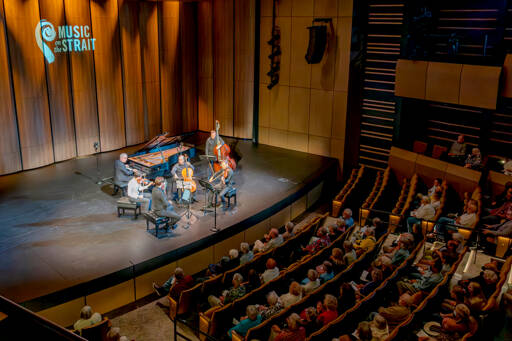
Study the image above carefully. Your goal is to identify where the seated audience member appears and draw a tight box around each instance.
[448,134,467,164]
[465,147,482,169]
[407,196,435,232]
[486,182,512,213]
[226,249,240,270]
[246,269,262,292]
[106,327,127,341]
[208,273,245,307]
[441,284,466,312]
[428,178,443,198]
[239,242,254,265]
[505,160,512,176]
[73,306,102,334]
[301,269,321,294]
[481,209,512,253]
[272,313,306,341]
[283,221,296,240]
[370,314,389,341]
[434,199,478,240]
[228,305,262,338]
[300,307,318,336]
[438,304,472,340]
[354,228,376,253]
[388,240,411,267]
[341,208,355,228]
[467,268,499,299]
[260,291,284,320]
[464,281,487,313]
[330,218,347,236]
[261,258,280,283]
[261,228,284,252]
[330,248,345,271]
[343,240,357,266]
[481,195,512,225]
[303,227,331,254]
[316,294,339,326]
[377,293,413,329]
[337,321,376,341]
[431,191,442,211]
[339,282,357,312]
[358,268,383,297]
[318,261,334,283]
[153,267,194,298]
[280,281,303,308]
[396,259,443,296]
[127,175,152,211]
[353,217,380,242]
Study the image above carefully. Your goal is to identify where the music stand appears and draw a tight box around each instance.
[198,178,219,232]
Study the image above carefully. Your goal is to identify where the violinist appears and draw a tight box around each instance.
[171,154,195,202]
[127,175,152,212]
[208,160,234,211]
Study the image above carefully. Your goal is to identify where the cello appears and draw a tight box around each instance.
[213,120,236,172]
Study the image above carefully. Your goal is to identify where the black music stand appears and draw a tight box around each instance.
[198,179,219,233]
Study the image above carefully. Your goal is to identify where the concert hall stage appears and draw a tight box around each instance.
[0,135,337,315]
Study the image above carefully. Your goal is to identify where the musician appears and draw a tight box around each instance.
[114,153,134,196]
[208,160,234,211]
[206,130,224,177]
[151,177,181,224]
[127,176,152,212]
[171,155,195,202]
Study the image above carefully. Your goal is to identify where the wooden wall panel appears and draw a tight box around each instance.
[159,1,182,135]
[140,2,161,138]
[234,0,255,139]
[5,0,54,169]
[91,0,126,151]
[0,0,21,174]
[426,62,462,105]
[118,0,144,146]
[64,0,99,156]
[395,59,428,100]
[197,0,213,132]
[213,0,234,136]
[180,3,197,133]
[39,0,76,162]
[459,64,501,110]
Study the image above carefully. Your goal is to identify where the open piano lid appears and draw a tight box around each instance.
[135,132,184,154]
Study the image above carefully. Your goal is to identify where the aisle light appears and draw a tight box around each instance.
[463,249,476,274]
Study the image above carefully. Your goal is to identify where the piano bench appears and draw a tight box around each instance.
[144,212,172,238]
[117,197,141,219]
[226,188,237,208]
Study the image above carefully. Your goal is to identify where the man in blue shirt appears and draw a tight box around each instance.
[341,208,355,228]
[228,305,262,338]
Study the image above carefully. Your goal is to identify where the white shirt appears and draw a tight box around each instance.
[458,212,476,227]
[261,267,280,283]
[127,178,149,200]
[411,204,435,220]
[431,200,441,211]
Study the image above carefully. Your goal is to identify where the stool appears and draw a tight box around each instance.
[144,211,171,238]
[117,197,141,219]
[225,188,237,208]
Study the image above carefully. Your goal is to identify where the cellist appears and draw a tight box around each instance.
[208,160,234,211]
[171,154,195,202]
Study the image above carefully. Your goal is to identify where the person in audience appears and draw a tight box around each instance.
[301,269,321,294]
[261,228,284,252]
[153,267,195,298]
[272,313,306,341]
[239,242,254,265]
[280,281,303,308]
[208,273,245,307]
[73,305,102,334]
[300,307,318,336]
[448,134,467,164]
[106,327,125,341]
[316,294,339,326]
[487,182,512,213]
[396,259,443,296]
[354,228,376,253]
[226,249,240,270]
[464,281,487,313]
[438,303,472,340]
[377,293,413,329]
[353,217,380,242]
[431,191,442,211]
[228,305,262,338]
[358,268,383,297]
[469,268,499,299]
[465,147,482,169]
[429,178,443,198]
[303,227,331,254]
[338,282,357,312]
[481,209,512,254]
[441,284,466,312]
[328,223,343,240]
[329,218,347,236]
[260,291,284,320]
[261,258,280,283]
[504,160,512,176]
[389,240,411,267]
[330,248,345,271]
[434,199,478,240]
[406,196,436,233]
[127,175,152,211]
[370,314,389,341]
[343,240,357,266]
[481,193,512,225]
[318,261,334,283]
[246,269,262,292]
[283,221,296,240]
[341,208,355,228]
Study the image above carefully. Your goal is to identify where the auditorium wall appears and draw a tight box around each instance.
[258,0,353,169]
[0,0,198,175]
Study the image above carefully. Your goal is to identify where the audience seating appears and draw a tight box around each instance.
[80,317,111,341]
[432,144,447,159]
[333,167,363,217]
[413,140,428,154]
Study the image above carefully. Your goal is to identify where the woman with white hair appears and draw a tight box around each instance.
[73,305,102,334]
[341,208,354,228]
[260,291,284,320]
[271,313,306,341]
[239,242,254,265]
[208,273,246,307]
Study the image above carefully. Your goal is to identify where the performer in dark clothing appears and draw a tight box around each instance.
[151,177,181,224]
[205,130,224,177]
[208,160,234,211]
[114,153,134,195]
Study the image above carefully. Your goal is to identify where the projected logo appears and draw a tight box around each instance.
[35,19,96,64]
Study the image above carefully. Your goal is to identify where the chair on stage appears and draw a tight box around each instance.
[117,197,142,220]
[225,188,237,208]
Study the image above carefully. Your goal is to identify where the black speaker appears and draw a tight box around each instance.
[305,25,327,64]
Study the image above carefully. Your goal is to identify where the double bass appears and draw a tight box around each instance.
[213,120,236,172]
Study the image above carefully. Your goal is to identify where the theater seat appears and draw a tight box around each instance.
[432,145,447,159]
[80,318,111,341]
[413,141,428,154]
[496,236,512,258]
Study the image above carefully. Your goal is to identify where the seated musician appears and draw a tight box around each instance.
[151,177,181,226]
[114,153,134,195]
[209,160,234,211]
[127,176,152,212]
[171,155,195,202]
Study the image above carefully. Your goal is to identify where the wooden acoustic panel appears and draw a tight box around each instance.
[459,65,501,110]
[0,0,21,174]
[91,0,126,152]
[197,0,214,132]
[159,1,182,135]
[118,0,144,146]
[5,0,54,169]
[388,147,417,183]
[140,2,161,138]
[426,62,462,105]
[395,59,428,100]
[503,54,512,98]
[180,3,197,133]
[64,0,99,156]
[39,0,76,162]
[213,0,234,136]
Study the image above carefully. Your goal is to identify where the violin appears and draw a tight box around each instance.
[181,161,197,192]
[213,120,236,172]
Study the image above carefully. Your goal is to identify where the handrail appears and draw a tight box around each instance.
[0,295,86,340]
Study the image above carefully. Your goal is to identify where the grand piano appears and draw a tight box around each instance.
[128,133,195,179]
